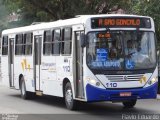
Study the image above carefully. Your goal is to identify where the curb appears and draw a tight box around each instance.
[157,94,160,100]
[0,80,3,86]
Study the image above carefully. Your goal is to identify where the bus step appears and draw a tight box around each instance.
[36,91,43,96]
[10,87,15,89]
[75,97,86,101]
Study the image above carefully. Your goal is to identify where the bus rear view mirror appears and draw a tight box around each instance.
[80,33,86,47]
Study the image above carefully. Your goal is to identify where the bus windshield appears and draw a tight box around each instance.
[86,31,156,70]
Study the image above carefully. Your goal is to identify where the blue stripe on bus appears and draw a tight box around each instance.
[86,83,158,102]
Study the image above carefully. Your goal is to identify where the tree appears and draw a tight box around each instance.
[2,0,132,23]
[2,0,160,43]
[132,0,160,46]
[0,0,9,34]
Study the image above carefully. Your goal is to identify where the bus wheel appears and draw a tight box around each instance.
[64,82,76,110]
[20,77,33,99]
[122,100,137,108]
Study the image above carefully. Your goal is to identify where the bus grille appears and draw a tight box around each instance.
[106,74,143,82]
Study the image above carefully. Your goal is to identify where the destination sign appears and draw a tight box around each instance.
[91,17,151,29]
[97,32,111,38]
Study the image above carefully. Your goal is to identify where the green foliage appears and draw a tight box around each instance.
[1,0,160,43]
[0,0,9,34]
[132,0,160,46]
[2,0,134,23]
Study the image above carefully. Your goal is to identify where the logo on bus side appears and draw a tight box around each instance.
[21,59,31,71]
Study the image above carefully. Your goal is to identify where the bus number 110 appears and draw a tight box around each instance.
[106,83,117,88]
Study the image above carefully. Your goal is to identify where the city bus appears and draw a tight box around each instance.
[1,14,158,110]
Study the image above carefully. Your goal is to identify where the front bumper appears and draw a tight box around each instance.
[86,82,158,102]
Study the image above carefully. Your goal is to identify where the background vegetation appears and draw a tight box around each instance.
[1,0,160,43]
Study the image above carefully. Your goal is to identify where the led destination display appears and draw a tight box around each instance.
[91,17,151,28]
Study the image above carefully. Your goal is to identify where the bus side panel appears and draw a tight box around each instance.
[56,56,73,97]
[14,56,35,92]
[14,56,25,89]
[23,56,35,92]
[1,56,9,87]
[41,56,58,96]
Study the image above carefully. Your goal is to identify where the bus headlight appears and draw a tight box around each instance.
[86,78,100,87]
[89,79,97,85]
[148,77,158,85]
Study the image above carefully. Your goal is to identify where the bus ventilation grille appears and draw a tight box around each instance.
[106,74,143,82]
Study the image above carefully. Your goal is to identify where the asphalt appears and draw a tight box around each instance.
[0,62,160,120]
[0,85,160,120]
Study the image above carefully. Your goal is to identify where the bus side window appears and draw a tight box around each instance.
[2,36,8,55]
[61,28,72,55]
[24,33,32,55]
[52,29,61,55]
[15,34,23,55]
[43,30,52,55]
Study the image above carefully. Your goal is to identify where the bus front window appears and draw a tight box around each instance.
[86,31,156,70]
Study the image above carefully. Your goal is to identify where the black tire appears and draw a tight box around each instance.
[64,82,77,110]
[20,77,34,99]
[123,100,137,108]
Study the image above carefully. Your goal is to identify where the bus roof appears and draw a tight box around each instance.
[2,14,152,35]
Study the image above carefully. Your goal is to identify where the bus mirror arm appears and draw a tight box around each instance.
[136,27,140,40]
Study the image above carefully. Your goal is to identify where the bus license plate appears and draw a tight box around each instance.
[120,92,132,97]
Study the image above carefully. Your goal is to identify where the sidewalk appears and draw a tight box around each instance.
[157,94,160,100]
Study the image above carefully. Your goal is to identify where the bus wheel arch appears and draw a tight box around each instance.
[19,74,24,89]
[19,74,34,99]
[63,78,77,110]
[62,78,70,97]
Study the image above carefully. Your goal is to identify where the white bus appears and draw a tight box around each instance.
[1,14,158,110]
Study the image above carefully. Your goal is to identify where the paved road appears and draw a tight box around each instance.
[0,85,160,120]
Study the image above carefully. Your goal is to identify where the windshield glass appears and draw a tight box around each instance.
[86,31,156,70]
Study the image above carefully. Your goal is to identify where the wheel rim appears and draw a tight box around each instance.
[21,81,25,96]
[65,89,73,106]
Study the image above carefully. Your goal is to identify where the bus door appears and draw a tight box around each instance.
[33,35,42,91]
[8,38,14,87]
[74,30,85,98]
